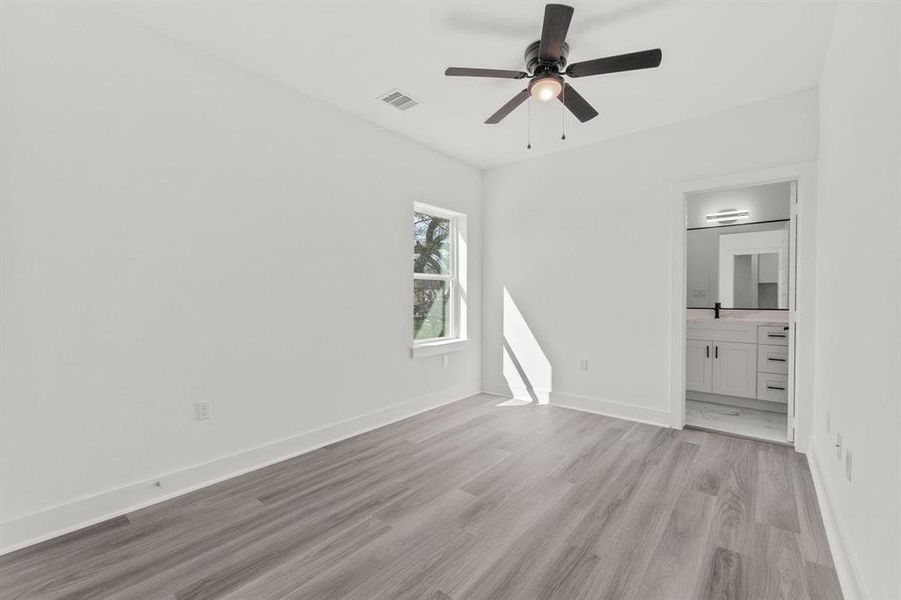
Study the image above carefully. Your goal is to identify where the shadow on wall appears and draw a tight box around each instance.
[500,287,552,405]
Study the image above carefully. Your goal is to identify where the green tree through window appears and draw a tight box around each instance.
[413,211,452,340]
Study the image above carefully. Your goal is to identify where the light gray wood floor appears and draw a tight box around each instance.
[0,393,842,600]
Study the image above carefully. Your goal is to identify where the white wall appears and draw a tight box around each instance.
[812,3,901,598]
[482,90,818,425]
[0,3,482,550]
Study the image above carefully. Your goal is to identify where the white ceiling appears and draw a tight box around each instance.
[105,1,837,169]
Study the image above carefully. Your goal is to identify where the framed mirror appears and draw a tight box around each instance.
[686,182,791,310]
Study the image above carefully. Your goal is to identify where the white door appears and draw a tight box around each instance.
[786,180,798,442]
[686,340,713,392]
[712,341,757,398]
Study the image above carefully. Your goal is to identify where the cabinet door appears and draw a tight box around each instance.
[686,340,712,393]
[712,341,757,398]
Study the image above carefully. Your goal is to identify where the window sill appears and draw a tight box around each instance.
[411,338,469,359]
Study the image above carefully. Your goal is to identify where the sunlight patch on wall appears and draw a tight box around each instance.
[502,287,552,404]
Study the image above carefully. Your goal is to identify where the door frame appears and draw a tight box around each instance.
[669,161,817,452]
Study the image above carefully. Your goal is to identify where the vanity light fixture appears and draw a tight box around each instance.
[706,209,751,223]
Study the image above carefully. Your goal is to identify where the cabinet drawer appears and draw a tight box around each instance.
[757,325,789,346]
[687,322,757,343]
[757,373,788,403]
[758,344,789,374]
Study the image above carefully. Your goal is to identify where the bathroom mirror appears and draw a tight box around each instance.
[686,182,791,310]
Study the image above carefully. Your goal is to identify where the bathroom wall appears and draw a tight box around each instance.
[686,181,792,229]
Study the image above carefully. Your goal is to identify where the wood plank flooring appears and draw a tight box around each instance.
[0,394,842,600]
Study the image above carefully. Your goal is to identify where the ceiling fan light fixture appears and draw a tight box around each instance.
[529,75,563,102]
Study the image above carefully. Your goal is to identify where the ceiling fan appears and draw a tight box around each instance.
[445,3,662,125]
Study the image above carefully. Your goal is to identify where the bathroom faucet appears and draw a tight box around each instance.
[714,302,721,319]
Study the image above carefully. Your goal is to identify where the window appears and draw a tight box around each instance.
[413,203,466,349]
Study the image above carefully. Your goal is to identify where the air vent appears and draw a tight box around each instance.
[379,89,420,111]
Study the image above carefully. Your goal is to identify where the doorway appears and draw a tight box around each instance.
[670,163,815,447]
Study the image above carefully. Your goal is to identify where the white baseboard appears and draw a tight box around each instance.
[807,435,866,600]
[550,391,673,428]
[0,381,481,555]
[483,386,672,428]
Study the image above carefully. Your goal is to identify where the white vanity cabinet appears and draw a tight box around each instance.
[685,338,757,397]
[686,321,758,398]
[686,320,788,402]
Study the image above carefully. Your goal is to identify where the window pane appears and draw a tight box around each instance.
[414,279,450,340]
[413,212,451,274]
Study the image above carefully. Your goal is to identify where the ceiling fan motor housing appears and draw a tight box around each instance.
[525,40,569,75]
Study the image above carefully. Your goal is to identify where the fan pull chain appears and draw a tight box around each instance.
[561,85,567,140]
[527,97,532,150]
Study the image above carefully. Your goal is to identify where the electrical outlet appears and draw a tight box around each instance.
[845,449,852,482]
[196,401,211,421]
[826,411,830,433]
[835,433,842,460]
[578,359,589,372]
[442,355,449,368]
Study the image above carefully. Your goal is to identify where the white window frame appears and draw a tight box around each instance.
[412,202,468,358]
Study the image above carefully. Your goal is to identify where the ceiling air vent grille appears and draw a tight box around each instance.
[379,89,420,111]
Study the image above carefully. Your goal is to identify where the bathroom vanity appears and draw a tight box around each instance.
[686,316,789,407]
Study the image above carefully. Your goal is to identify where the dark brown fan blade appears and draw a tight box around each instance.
[445,67,528,79]
[538,4,574,63]
[558,83,598,122]
[566,48,662,78]
[485,89,530,124]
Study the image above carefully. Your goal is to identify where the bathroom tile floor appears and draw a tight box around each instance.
[686,399,788,443]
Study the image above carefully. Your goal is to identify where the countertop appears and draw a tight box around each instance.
[686,309,789,327]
